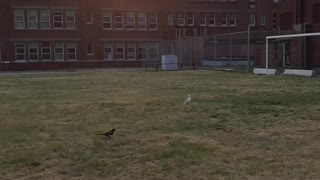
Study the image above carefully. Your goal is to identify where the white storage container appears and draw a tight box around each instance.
[161,55,178,71]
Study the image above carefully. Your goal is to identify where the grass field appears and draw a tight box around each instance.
[0,70,320,179]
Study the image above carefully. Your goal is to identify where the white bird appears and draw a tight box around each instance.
[183,95,192,104]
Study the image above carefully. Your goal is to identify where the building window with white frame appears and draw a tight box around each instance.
[15,42,26,61]
[127,42,136,60]
[40,10,50,29]
[41,41,51,61]
[54,42,64,61]
[220,12,227,26]
[178,12,185,26]
[53,11,63,29]
[104,42,113,60]
[208,12,215,26]
[187,12,194,26]
[229,12,236,26]
[168,14,174,25]
[87,43,93,55]
[115,42,124,60]
[138,43,147,60]
[148,12,158,30]
[260,15,266,25]
[126,12,135,30]
[148,43,158,60]
[114,11,123,29]
[67,42,76,60]
[137,12,146,30]
[28,42,39,61]
[103,11,112,29]
[14,9,25,29]
[199,12,206,26]
[27,10,38,29]
[66,10,76,29]
[250,13,256,26]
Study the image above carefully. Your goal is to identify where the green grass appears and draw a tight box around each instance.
[0,70,320,179]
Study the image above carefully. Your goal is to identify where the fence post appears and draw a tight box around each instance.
[156,63,159,72]
[247,26,251,73]
[145,63,148,71]
[193,63,195,70]
[230,34,232,66]
[180,63,183,70]
[214,36,217,61]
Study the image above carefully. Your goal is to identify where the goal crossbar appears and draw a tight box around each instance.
[265,32,320,75]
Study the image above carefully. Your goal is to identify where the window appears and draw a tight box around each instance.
[148,43,158,60]
[115,42,124,60]
[138,43,147,60]
[200,12,206,26]
[53,11,63,29]
[114,11,123,29]
[27,10,38,29]
[87,43,93,55]
[103,11,112,29]
[168,14,173,25]
[28,42,39,61]
[41,41,51,61]
[197,28,206,37]
[40,10,50,29]
[178,12,185,26]
[54,42,64,61]
[186,28,195,37]
[14,9,25,29]
[148,12,158,30]
[15,42,26,61]
[67,42,76,60]
[220,12,227,26]
[176,28,185,38]
[187,12,194,26]
[261,15,266,25]
[280,12,292,30]
[313,4,320,23]
[126,12,135,30]
[127,42,136,60]
[249,13,256,26]
[208,12,215,26]
[104,42,113,60]
[229,13,236,26]
[66,10,76,29]
[87,11,93,24]
[137,12,146,30]
[273,13,277,30]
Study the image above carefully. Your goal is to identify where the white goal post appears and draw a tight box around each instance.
[265,32,320,75]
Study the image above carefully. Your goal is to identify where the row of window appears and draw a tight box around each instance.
[14,9,76,30]
[174,12,237,26]
[14,41,159,61]
[15,42,76,61]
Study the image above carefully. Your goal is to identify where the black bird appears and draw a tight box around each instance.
[96,129,116,138]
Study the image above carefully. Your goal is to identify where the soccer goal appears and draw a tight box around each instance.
[265,32,320,75]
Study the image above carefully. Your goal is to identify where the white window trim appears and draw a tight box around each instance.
[127,43,136,60]
[67,42,77,61]
[208,12,215,26]
[220,13,228,26]
[126,12,135,30]
[250,13,256,26]
[66,10,76,29]
[260,15,266,25]
[87,12,93,24]
[187,12,194,26]
[27,10,38,29]
[28,42,39,61]
[54,42,64,61]
[40,10,51,29]
[114,12,124,30]
[148,12,158,30]
[103,11,112,30]
[137,12,147,30]
[14,9,25,30]
[41,42,51,61]
[15,42,26,61]
[148,43,158,61]
[53,10,63,29]
[178,12,185,26]
[199,12,207,26]
[104,43,113,60]
[115,42,124,60]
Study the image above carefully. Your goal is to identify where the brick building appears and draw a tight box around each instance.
[272,0,320,68]
[0,0,274,70]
